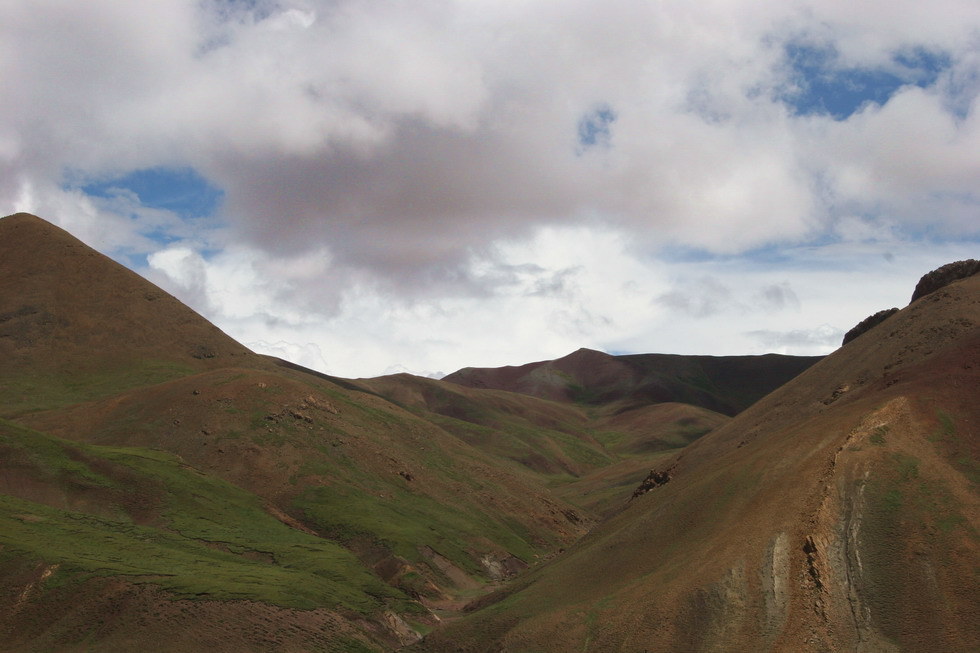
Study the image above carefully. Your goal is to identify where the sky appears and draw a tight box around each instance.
[3,0,979,379]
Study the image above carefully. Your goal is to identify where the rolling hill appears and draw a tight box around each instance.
[0,213,814,650]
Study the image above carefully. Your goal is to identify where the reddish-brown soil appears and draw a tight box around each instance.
[0,213,594,650]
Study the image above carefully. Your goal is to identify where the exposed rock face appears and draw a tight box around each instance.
[841,307,899,345]
[910,259,980,303]
[480,553,529,580]
[631,466,674,499]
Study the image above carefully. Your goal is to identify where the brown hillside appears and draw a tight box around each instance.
[358,373,603,476]
[7,210,975,652]
[0,213,256,415]
[419,272,980,652]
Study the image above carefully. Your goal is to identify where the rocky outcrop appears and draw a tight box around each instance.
[480,553,529,580]
[841,259,980,347]
[841,307,899,345]
[631,466,674,499]
[910,259,980,303]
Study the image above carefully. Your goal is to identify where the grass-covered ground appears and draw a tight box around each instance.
[0,418,410,614]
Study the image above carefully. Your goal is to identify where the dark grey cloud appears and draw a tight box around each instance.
[210,122,590,291]
[756,282,801,311]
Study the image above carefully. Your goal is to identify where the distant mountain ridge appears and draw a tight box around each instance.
[444,347,822,416]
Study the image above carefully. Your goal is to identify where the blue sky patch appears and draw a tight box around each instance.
[782,43,950,120]
[80,167,224,220]
[578,106,617,150]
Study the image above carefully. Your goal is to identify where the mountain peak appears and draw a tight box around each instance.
[2,211,45,223]
[2,211,47,224]
[0,212,254,413]
[0,211,79,245]
[557,347,614,365]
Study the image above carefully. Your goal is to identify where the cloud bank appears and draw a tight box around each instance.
[3,0,978,376]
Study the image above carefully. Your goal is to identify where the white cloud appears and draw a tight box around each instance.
[3,0,979,376]
[247,339,331,373]
[744,325,843,355]
[138,220,979,377]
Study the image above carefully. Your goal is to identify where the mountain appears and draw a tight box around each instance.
[1,213,814,650]
[443,347,822,417]
[428,347,820,514]
[6,211,970,652]
[356,371,732,517]
[418,267,980,652]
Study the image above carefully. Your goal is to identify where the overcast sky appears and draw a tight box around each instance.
[4,0,979,378]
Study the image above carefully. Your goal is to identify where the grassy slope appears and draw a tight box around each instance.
[0,418,410,650]
[0,214,257,420]
[3,363,598,650]
[359,374,609,476]
[358,374,734,517]
[0,344,737,648]
[15,366,590,600]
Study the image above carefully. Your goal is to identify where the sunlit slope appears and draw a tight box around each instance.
[360,373,611,477]
[419,275,980,652]
[19,366,589,591]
